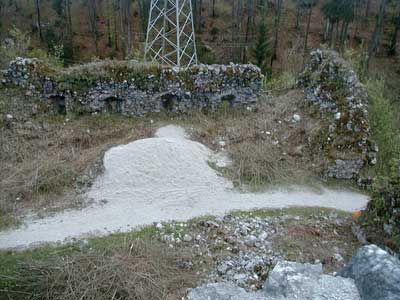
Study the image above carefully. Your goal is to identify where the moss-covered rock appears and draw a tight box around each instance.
[299,49,377,180]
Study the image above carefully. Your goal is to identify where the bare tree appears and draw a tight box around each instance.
[243,0,255,61]
[120,0,133,55]
[212,0,216,17]
[87,0,99,55]
[365,0,371,18]
[35,0,43,41]
[271,0,283,67]
[366,0,389,69]
[389,1,400,56]
[304,1,314,54]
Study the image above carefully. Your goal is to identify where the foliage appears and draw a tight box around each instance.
[367,79,400,174]
[210,26,220,36]
[252,22,271,75]
[367,160,400,252]
[43,23,74,65]
[361,78,400,252]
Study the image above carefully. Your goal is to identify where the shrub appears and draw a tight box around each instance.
[210,26,220,36]
[362,79,400,253]
[367,79,400,175]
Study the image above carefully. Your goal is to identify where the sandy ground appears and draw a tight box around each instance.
[0,125,369,250]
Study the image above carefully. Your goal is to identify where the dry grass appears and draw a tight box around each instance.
[1,240,197,300]
[186,89,328,189]
[0,88,155,222]
[271,216,361,273]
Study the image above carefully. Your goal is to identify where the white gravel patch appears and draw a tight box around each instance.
[0,125,369,250]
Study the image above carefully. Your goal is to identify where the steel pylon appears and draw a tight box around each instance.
[144,0,198,68]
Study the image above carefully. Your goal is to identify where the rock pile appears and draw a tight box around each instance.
[2,58,263,116]
[188,260,361,300]
[299,49,377,180]
[157,212,351,292]
[1,57,39,87]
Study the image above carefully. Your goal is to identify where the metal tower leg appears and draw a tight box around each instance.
[145,0,198,69]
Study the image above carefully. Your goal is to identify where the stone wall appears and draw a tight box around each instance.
[1,57,263,116]
[299,49,377,180]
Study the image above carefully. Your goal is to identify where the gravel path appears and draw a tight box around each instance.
[0,125,369,249]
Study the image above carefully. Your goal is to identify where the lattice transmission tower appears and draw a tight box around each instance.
[144,0,198,68]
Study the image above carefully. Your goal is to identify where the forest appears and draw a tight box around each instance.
[0,0,398,72]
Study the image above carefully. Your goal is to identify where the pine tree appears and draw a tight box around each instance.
[252,22,271,74]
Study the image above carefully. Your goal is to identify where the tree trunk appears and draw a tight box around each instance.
[366,0,389,69]
[87,0,99,55]
[212,0,216,17]
[324,18,331,41]
[365,0,371,18]
[35,0,42,41]
[66,0,72,33]
[119,0,126,57]
[236,0,244,61]
[295,1,301,30]
[271,0,283,67]
[243,0,254,62]
[340,21,349,52]
[198,0,203,33]
[333,20,340,48]
[304,6,312,55]
[106,0,112,47]
[389,3,400,55]
[231,0,236,60]
[125,0,132,55]
[113,1,119,51]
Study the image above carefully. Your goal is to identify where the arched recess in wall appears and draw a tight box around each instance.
[50,95,66,114]
[102,97,124,113]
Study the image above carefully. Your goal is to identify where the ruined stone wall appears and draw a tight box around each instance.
[1,58,263,116]
[299,49,377,180]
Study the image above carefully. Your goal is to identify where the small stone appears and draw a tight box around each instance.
[292,114,301,123]
[244,235,258,247]
[183,234,193,242]
[217,262,231,275]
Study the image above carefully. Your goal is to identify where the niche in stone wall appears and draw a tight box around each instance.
[103,97,123,113]
[220,94,236,108]
[50,95,66,114]
[161,94,176,111]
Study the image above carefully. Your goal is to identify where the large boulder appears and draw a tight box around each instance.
[338,245,400,300]
[187,283,264,300]
[188,260,360,300]
[263,261,360,300]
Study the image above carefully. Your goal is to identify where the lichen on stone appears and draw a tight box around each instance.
[299,49,377,180]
